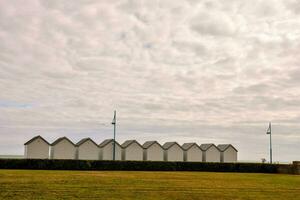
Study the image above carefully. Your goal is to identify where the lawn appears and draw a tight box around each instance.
[0,170,299,200]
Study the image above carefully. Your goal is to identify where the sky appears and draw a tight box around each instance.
[0,0,300,162]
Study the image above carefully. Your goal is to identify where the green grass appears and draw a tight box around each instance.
[0,170,299,200]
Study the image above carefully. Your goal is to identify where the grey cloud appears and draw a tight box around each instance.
[172,41,207,55]
[233,83,274,95]
[284,0,300,14]
[190,11,236,37]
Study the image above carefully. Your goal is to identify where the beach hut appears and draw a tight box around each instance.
[76,138,99,160]
[99,139,122,160]
[50,137,76,159]
[24,135,50,159]
[142,141,164,161]
[218,144,238,163]
[200,143,220,162]
[121,140,143,161]
[163,142,184,162]
[182,143,203,162]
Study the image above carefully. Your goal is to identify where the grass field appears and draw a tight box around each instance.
[0,170,299,200]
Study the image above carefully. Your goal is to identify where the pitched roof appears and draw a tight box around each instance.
[76,138,98,147]
[182,143,201,150]
[51,137,75,146]
[217,144,238,152]
[99,139,121,148]
[24,135,50,145]
[163,142,183,150]
[200,143,217,151]
[142,141,163,149]
[121,140,142,148]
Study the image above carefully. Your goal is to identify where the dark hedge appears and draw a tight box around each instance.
[0,159,289,174]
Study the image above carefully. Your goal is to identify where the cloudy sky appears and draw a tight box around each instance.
[0,0,300,162]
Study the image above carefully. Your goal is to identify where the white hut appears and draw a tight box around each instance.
[182,143,203,162]
[163,142,184,162]
[24,135,50,159]
[99,139,122,160]
[200,143,220,162]
[218,144,238,163]
[121,140,143,161]
[50,137,76,160]
[142,141,164,161]
[76,138,99,160]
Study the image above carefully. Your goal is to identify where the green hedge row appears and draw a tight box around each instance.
[0,159,286,173]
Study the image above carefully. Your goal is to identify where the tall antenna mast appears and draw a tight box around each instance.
[112,110,116,161]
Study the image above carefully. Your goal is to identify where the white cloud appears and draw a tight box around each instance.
[0,0,299,162]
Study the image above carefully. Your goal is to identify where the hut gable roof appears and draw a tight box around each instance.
[76,138,98,147]
[51,137,75,146]
[163,142,183,150]
[200,143,217,151]
[24,135,50,145]
[99,139,121,148]
[142,141,162,149]
[217,144,238,152]
[121,140,142,148]
[182,143,201,151]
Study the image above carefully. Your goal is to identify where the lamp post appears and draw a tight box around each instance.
[266,122,272,164]
[112,110,116,161]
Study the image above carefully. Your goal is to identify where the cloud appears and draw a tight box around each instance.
[284,0,300,14]
[191,11,237,37]
[0,0,299,162]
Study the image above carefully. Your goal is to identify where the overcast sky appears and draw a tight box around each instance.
[0,0,300,162]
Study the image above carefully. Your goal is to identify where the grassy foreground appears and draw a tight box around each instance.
[0,170,299,200]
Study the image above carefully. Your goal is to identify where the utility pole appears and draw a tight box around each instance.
[112,110,116,161]
[266,122,272,163]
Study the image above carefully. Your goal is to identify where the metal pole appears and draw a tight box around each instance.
[112,110,116,161]
[270,122,272,164]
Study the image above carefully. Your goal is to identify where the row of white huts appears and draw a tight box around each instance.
[24,136,238,162]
